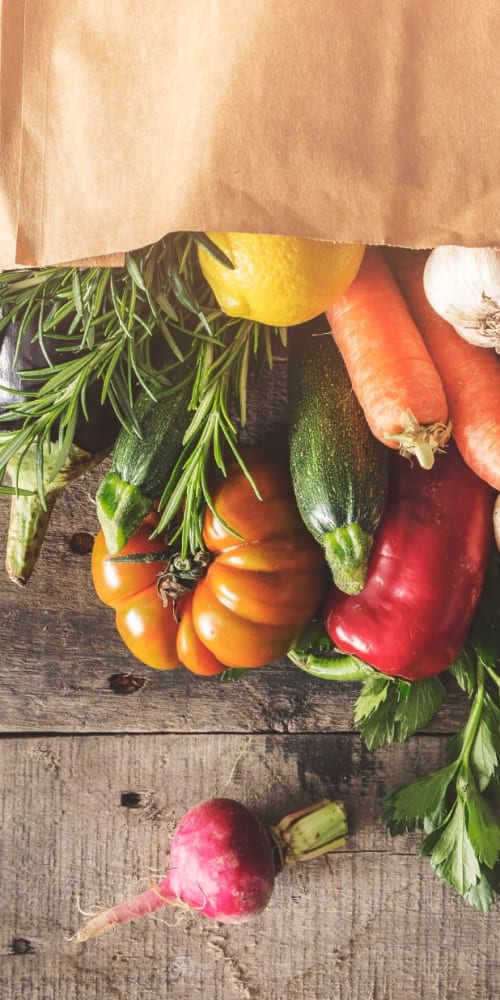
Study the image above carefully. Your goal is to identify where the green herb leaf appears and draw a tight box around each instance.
[354,674,445,750]
[192,233,235,270]
[470,698,500,791]
[354,677,399,749]
[448,646,476,696]
[426,797,483,896]
[354,674,394,723]
[220,668,246,683]
[464,870,497,912]
[393,676,446,743]
[383,761,459,835]
[0,232,281,550]
[464,779,500,869]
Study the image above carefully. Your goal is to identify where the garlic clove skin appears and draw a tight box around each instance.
[452,320,500,351]
[423,245,500,351]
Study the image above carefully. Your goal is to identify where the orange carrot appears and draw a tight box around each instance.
[325,246,450,469]
[386,247,500,491]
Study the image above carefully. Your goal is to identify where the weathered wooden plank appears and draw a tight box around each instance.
[1,734,497,1000]
[0,473,469,735]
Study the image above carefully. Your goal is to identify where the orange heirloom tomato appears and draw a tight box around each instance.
[91,453,326,675]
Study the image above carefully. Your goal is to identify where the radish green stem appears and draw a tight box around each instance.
[271,798,347,866]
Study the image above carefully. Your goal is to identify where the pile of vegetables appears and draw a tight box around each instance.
[1,232,499,918]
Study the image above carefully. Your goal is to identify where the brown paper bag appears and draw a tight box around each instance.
[1,0,500,268]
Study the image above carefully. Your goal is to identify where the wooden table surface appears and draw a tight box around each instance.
[0,363,498,1000]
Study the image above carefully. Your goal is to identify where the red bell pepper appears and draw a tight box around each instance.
[323,445,494,680]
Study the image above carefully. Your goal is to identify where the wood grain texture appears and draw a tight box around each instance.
[1,734,498,1000]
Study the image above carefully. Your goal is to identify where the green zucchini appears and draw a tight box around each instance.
[96,378,193,553]
[288,321,388,595]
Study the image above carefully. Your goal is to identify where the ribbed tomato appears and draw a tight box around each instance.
[91,453,326,675]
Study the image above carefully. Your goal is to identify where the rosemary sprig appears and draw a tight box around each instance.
[0,232,283,552]
[155,316,280,555]
[0,240,185,494]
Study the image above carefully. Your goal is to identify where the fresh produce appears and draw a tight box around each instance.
[291,550,500,910]
[2,228,499,920]
[386,247,500,491]
[289,620,447,749]
[0,313,119,584]
[0,234,284,570]
[287,321,388,594]
[75,795,348,940]
[92,450,327,673]
[323,444,494,680]
[383,552,500,911]
[325,246,450,469]
[197,231,365,327]
[95,379,194,554]
[423,245,500,351]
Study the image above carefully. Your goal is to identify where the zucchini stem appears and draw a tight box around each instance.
[95,471,153,554]
[323,523,373,595]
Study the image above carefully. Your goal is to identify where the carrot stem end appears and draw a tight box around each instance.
[384,411,451,470]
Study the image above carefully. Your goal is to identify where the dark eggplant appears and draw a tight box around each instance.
[0,314,119,585]
[0,316,119,447]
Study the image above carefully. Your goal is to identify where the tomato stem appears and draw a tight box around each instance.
[157,549,211,621]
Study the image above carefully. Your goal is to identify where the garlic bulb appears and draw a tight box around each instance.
[423,245,500,352]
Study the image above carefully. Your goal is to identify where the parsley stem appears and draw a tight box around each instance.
[459,657,486,769]
[484,662,500,691]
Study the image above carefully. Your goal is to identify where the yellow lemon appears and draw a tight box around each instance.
[197,231,365,327]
